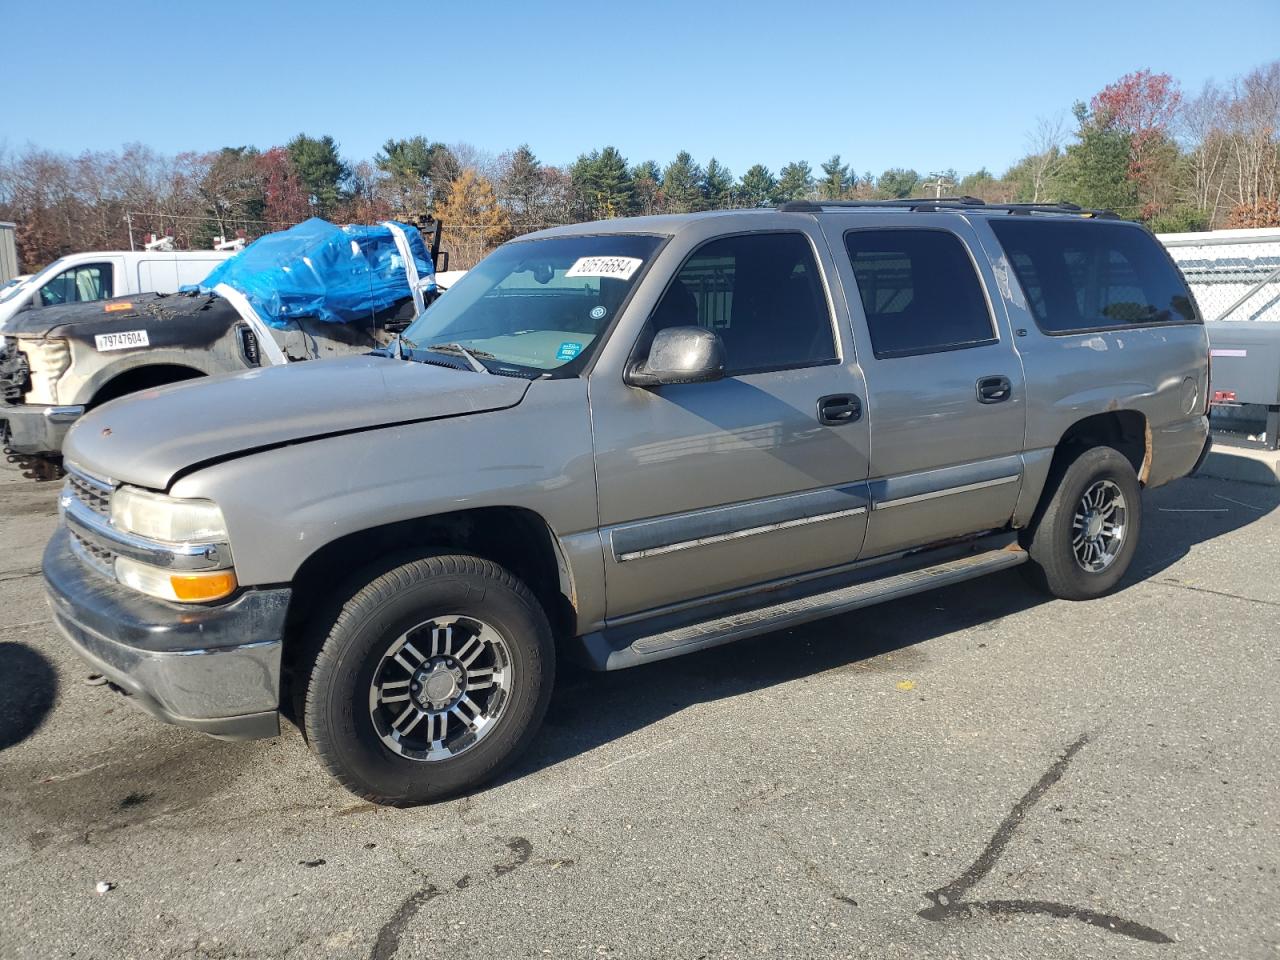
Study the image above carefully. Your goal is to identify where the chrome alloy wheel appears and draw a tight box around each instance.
[368,615,511,762]
[1071,479,1127,573]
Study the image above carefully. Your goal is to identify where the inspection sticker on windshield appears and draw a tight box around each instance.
[556,341,583,361]
[94,330,150,352]
[565,256,643,281]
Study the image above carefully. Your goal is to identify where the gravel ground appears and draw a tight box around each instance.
[0,461,1277,959]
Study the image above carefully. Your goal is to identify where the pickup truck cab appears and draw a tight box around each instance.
[43,200,1210,805]
[0,250,232,332]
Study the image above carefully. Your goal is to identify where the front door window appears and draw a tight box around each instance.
[39,263,114,306]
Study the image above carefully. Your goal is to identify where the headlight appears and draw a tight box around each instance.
[111,486,229,542]
[16,337,71,404]
[19,336,70,376]
[108,486,236,602]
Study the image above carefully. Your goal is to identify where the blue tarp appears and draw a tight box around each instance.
[198,218,436,329]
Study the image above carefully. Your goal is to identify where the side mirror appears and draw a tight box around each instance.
[626,326,725,387]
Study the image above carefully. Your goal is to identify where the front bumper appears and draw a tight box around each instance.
[43,528,291,740]
[1,403,82,455]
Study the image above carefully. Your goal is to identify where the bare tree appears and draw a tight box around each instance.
[1224,61,1280,213]
[1026,114,1066,202]
[1179,81,1231,222]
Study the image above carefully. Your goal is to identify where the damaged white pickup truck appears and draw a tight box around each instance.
[1,218,449,478]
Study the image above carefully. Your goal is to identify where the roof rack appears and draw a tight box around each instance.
[776,197,1120,219]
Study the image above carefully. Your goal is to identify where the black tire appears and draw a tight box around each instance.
[1021,445,1143,601]
[302,553,554,806]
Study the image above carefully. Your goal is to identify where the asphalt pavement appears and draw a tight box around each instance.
[1,461,1277,959]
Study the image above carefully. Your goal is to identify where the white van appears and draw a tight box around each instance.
[0,250,233,332]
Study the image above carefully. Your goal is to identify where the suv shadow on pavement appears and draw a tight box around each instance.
[510,475,1278,783]
[0,641,59,752]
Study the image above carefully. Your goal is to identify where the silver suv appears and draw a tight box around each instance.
[43,200,1211,805]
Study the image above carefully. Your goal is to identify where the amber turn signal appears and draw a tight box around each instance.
[169,570,239,602]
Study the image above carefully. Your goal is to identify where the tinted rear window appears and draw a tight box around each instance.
[989,219,1197,334]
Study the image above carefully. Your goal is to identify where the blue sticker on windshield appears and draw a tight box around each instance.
[556,341,583,362]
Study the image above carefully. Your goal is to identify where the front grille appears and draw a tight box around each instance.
[67,468,112,517]
[69,527,116,578]
[0,337,30,405]
[63,466,118,580]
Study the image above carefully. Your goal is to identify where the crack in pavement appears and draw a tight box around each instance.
[1154,578,1280,608]
[369,837,534,960]
[918,733,1174,944]
[0,566,42,583]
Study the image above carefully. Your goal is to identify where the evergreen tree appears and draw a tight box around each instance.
[775,161,815,201]
[737,164,778,207]
[500,144,545,229]
[875,167,921,198]
[702,158,734,209]
[820,154,850,199]
[631,160,663,214]
[285,134,350,217]
[376,136,452,216]
[631,160,661,183]
[663,151,705,213]
[1058,104,1139,215]
[571,146,634,219]
[376,136,437,180]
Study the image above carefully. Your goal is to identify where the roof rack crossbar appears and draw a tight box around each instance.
[777,197,1119,219]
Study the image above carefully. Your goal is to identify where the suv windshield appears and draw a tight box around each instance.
[401,234,663,376]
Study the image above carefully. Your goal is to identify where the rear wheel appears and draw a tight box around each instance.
[303,553,554,805]
[1022,445,1142,600]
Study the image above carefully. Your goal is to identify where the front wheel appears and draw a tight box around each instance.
[1022,445,1143,601]
[303,554,554,805]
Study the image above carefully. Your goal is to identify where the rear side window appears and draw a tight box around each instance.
[844,230,995,359]
[651,232,836,375]
[989,219,1197,334]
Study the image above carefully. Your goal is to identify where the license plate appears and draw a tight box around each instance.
[94,330,150,351]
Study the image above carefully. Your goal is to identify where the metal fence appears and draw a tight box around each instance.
[1159,227,1280,323]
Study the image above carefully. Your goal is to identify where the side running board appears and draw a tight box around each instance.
[588,543,1027,670]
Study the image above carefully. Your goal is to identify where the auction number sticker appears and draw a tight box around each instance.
[565,256,643,281]
[94,330,150,352]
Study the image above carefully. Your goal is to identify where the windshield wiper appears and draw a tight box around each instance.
[428,342,494,374]
[389,333,417,360]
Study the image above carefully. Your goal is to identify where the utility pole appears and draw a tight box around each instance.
[125,212,135,251]
[923,172,956,199]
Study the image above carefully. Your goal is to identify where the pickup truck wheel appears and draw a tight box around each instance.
[303,554,554,806]
[1022,445,1142,601]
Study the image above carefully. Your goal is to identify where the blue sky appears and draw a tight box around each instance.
[5,0,1278,178]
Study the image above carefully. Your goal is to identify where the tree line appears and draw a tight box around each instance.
[1,60,1277,272]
